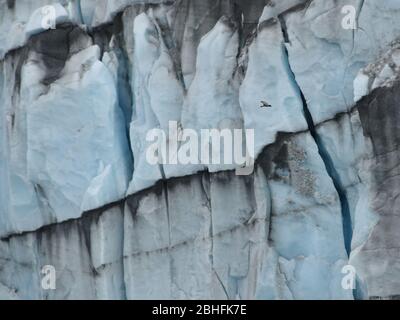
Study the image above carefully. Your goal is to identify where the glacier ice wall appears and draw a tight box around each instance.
[1,0,400,300]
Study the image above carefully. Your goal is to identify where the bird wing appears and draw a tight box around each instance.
[260,101,271,107]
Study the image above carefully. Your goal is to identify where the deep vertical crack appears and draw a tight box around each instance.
[162,179,174,298]
[299,80,353,256]
[279,21,353,258]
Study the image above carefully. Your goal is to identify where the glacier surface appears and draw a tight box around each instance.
[1,0,400,300]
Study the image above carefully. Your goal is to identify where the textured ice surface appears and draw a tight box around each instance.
[354,42,400,101]
[0,26,132,236]
[0,0,172,59]
[239,16,308,157]
[285,0,400,123]
[1,0,400,300]
[25,3,69,37]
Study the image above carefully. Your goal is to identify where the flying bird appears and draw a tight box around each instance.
[260,101,272,108]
